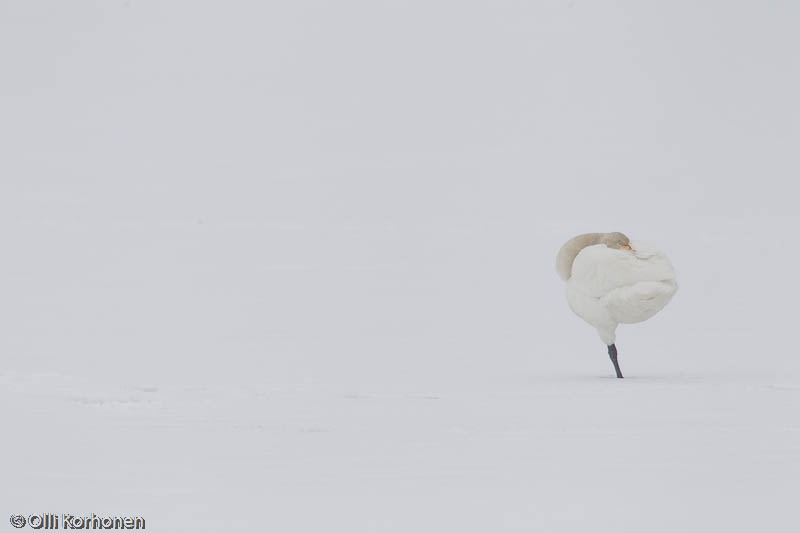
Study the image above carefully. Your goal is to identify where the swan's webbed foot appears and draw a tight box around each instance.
[607,344,624,379]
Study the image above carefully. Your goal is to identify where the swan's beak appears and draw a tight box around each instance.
[621,244,633,251]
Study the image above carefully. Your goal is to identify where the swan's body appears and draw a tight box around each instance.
[556,232,677,378]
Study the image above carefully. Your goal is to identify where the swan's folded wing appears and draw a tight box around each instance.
[569,245,636,297]
[569,242,677,298]
[601,280,678,324]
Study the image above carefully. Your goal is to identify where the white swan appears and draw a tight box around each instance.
[556,232,678,378]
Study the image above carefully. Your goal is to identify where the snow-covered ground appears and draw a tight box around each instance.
[3,369,800,531]
[2,2,800,531]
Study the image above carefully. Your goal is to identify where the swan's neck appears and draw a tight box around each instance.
[556,233,606,281]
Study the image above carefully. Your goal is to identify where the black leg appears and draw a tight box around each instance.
[607,344,624,379]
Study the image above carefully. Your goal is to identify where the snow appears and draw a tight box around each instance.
[4,372,800,531]
[2,1,800,531]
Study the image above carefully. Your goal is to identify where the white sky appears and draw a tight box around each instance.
[1,1,798,382]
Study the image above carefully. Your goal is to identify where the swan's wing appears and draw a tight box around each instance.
[570,242,677,299]
[601,279,678,324]
[569,245,636,297]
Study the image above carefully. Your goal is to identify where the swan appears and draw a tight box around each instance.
[556,232,678,378]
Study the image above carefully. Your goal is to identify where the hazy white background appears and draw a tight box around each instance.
[1,1,799,531]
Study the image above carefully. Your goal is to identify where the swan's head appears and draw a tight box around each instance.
[602,232,632,251]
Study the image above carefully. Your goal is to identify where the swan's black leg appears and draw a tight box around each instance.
[607,344,624,379]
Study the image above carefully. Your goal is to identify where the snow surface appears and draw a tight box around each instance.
[2,1,800,531]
